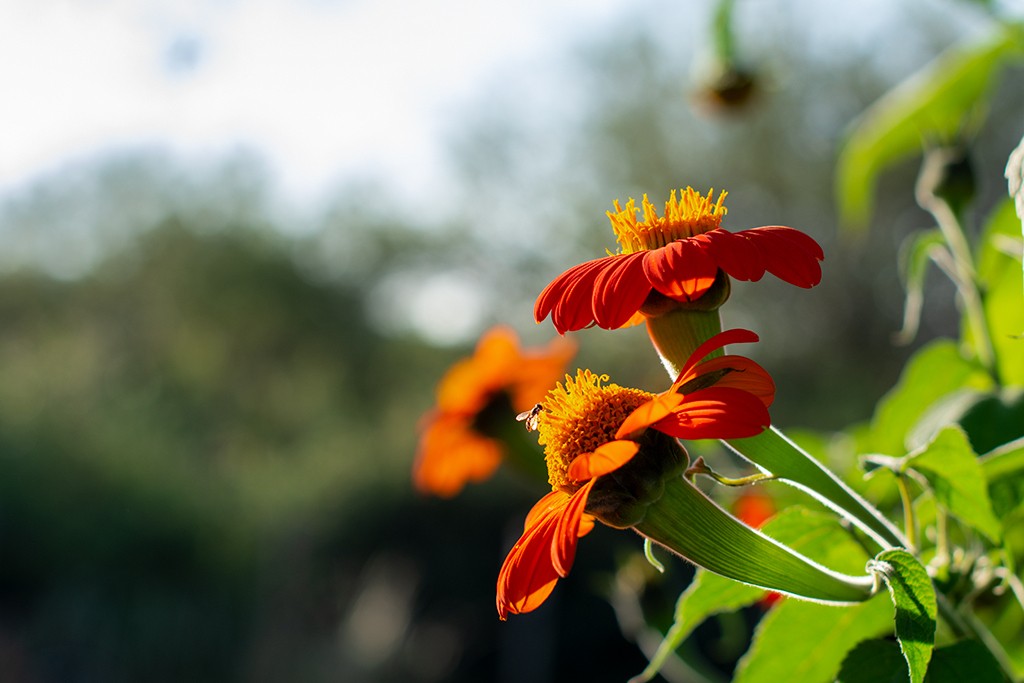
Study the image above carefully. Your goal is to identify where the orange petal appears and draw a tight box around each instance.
[674,328,760,383]
[552,480,596,576]
[523,490,572,531]
[696,229,764,281]
[616,392,686,440]
[567,440,640,481]
[591,252,651,329]
[497,493,568,619]
[680,355,775,407]
[413,416,503,497]
[743,226,824,288]
[642,239,718,301]
[535,257,615,334]
[510,337,577,411]
[652,387,771,440]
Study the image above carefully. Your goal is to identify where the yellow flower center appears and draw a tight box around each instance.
[535,370,653,492]
[608,187,728,254]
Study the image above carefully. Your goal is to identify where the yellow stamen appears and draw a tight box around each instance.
[608,187,728,254]
[535,370,652,492]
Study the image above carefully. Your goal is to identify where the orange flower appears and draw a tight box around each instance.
[414,326,575,497]
[534,188,824,333]
[497,329,775,619]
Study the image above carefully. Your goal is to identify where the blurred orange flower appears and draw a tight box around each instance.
[497,329,775,619]
[414,326,575,497]
[534,188,824,333]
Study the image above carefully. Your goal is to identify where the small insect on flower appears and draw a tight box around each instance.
[516,403,544,432]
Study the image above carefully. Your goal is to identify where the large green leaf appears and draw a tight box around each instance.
[836,29,1022,231]
[980,437,1024,519]
[924,640,1007,683]
[732,593,893,683]
[837,639,908,683]
[905,426,1002,544]
[633,507,873,681]
[868,550,937,683]
[868,340,991,456]
[837,639,1007,683]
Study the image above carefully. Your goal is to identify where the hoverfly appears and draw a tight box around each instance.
[515,403,544,432]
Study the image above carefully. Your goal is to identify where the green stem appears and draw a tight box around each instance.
[895,473,917,551]
[685,457,776,487]
[933,509,950,580]
[634,476,874,603]
[645,308,724,374]
[916,168,1000,384]
[725,429,907,551]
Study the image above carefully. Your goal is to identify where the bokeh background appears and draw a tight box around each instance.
[1,1,1022,681]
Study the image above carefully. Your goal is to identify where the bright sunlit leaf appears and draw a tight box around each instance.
[867,549,937,683]
[980,438,1024,520]
[904,426,1002,544]
[974,198,1024,385]
[868,340,992,456]
[836,29,1023,232]
[732,594,893,683]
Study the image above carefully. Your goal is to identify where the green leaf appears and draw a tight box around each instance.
[1006,132,1024,249]
[924,640,1007,683]
[868,340,991,456]
[895,229,949,346]
[836,29,1022,231]
[956,390,1024,457]
[904,425,1002,543]
[837,639,908,683]
[977,198,1022,283]
[732,594,893,683]
[838,639,1008,683]
[980,437,1024,519]
[868,549,937,683]
[634,507,874,681]
[974,200,1024,385]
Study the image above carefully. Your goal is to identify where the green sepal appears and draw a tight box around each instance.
[634,476,874,604]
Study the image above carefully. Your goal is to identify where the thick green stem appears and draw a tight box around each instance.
[645,308,724,374]
[634,476,874,603]
[726,429,906,551]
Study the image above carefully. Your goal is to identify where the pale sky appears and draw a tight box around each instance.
[0,0,632,209]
